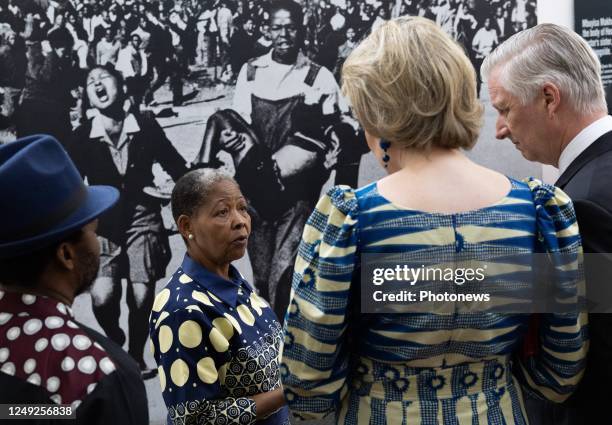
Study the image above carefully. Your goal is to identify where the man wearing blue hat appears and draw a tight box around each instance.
[0,134,148,424]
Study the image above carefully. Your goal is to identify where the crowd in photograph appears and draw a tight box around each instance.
[0,0,536,141]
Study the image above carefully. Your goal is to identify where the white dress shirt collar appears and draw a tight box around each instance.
[558,115,612,175]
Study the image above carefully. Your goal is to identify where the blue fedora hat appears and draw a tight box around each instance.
[0,134,119,259]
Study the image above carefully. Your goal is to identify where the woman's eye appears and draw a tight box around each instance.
[216,209,229,216]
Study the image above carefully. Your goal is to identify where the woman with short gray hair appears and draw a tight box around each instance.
[281,16,587,424]
[149,168,289,425]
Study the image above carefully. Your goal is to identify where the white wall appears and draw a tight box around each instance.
[537,0,575,183]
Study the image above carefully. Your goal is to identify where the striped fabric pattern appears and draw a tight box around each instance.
[281,178,588,424]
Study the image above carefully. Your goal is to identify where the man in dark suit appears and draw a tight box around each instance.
[482,23,612,424]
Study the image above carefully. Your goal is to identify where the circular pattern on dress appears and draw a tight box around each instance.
[6,326,20,340]
[212,317,234,341]
[87,383,97,394]
[56,303,68,315]
[23,358,36,374]
[462,371,478,388]
[192,290,213,306]
[491,364,504,380]
[47,376,60,393]
[159,366,166,391]
[207,291,221,303]
[45,316,64,329]
[99,357,115,375]
[223,313,242,335]
[61,356,75,372]
[196,357,218,384]
[23,318,43,335]
[236,305,255,326]
[21,294,36,305]
[428,375,446,390]
[155,311,170,329]
[179,273,193,283]
[78,356,97,374]
[209,328,229,353]
[152,289,171,312]
[27,373,41,385]
[67,321,79,329]
[35,338,48,352]
[1,362,15,375]
[178,320,202,348]
[159,325,174,353]
[72,335,92,351]
[185,305,202,313]
[249,294,263,316]
[50,394,61,404]
[0,347,9,362]
[170,359,189,387]
[51,334,70,351]
[0,313,12,325]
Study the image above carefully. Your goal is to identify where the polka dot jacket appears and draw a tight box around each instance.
[149,254,289,425]
[0,290,148,424]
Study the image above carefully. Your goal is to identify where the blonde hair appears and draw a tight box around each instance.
[341,16,483,150]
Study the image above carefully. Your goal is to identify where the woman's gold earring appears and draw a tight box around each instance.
[188,234,194,240]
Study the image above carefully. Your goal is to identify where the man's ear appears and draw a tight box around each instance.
[542,82,561,117]
[177,214,192,240]
[55,242,77,271]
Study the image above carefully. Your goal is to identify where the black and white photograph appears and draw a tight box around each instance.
[0,0,539,422]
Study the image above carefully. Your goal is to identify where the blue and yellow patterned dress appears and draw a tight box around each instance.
[281,178,588,424]
[149,254,289,425]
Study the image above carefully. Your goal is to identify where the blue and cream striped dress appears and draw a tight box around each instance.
[280,178,588,424]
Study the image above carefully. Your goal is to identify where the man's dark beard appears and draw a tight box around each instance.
[76,250,101,296]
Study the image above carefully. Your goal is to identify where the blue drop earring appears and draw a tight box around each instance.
[380,139,391,168]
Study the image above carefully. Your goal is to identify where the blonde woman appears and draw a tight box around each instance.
[280,17,587,424]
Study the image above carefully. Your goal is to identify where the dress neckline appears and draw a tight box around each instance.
[371,176,518,216]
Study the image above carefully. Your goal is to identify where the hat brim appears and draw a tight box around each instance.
[0,185,120,259]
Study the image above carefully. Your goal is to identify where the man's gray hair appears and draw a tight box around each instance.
[481,23,607,115]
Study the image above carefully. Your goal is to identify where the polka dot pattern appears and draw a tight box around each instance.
[170,359,189,387]
[23,358,36,374]
[6,326,21,340]
[159,326,174,353]
[223,313,242,335]
[77,356,97,375]
[45,316,64,329]
[196,357,218,384]
[192,290,213,306]
[159,366,166,391]
[47,376,60,393]
[23,318,43,335]
[209,328,229,353]
[152,289,171,312]
[35,338,48,352]
[178,320,202,348]
[0,291,121,407]
[213,317,234,341]
[236,305,255,326]
[51,334,70,351]
[73,335,92,351]
[179,274,193,283]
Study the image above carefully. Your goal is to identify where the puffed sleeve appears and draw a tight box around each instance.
[281,185,359,420]
[150,306,257,424]
[516,178,588,402]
